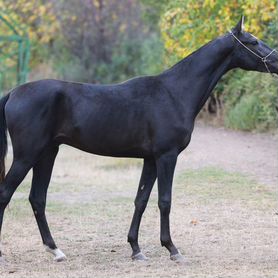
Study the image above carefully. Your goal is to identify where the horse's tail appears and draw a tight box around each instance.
[0,94,10,183]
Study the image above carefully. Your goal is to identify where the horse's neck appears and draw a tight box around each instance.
[161,35,234,117]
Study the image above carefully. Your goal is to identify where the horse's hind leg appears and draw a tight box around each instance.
[127,158,157,261]
[0,159,33,259]
[29,146,66,262]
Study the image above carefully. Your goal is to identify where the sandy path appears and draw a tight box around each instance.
[0,123,277,278]
[178,122,278,186]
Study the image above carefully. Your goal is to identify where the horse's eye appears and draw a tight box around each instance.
[241,36,258,46]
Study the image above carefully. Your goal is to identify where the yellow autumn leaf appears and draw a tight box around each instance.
[160,0,277,64]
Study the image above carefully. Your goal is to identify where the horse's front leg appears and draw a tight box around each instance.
[156,151,185,262]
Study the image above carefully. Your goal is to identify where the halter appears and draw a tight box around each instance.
[229,30,278,77]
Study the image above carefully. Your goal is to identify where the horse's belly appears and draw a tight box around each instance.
[55,127,153,158]
[66,141,152,158]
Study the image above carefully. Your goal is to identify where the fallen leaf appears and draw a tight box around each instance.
[190,219,198,225]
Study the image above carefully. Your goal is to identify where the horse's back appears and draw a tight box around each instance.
[4,78,160,157]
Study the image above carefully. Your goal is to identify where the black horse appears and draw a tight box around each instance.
[0,17,277,262]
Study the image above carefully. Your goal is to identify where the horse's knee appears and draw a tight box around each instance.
[158,200,171,214]
[29,195,45,213]
[134,199,148,213]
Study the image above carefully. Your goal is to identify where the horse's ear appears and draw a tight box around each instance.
[234,15,245,34]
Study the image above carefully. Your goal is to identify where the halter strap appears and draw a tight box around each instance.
[229,30,277,77]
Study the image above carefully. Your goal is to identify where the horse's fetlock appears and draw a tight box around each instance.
[127,234,137,243]
[160,238,171,247]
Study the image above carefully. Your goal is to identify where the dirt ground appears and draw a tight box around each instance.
[0,122,277,278]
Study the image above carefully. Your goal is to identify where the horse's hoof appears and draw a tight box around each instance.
[54,251,67,262]
[45,245,67,262]
[170,251,186,263]
[131,251,148,261]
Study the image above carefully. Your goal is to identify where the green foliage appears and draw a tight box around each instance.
[226,95,261,131]
[140,0,168,30]
[224,71,278,131]
[160,0,277,61]
[0,1,59,66]
[135,34,165,76]
[49,0,164,84]
[53,33,164,84]
[108,34,165,82]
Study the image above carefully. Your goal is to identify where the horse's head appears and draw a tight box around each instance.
[230,16,278,76]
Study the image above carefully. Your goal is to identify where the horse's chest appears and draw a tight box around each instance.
[155,125,192,153]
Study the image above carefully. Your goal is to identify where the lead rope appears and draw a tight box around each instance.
[229,30,278,78]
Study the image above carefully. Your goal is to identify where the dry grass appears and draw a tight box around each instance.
[0,143,277,278]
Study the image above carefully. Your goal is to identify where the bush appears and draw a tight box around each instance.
[224,71,278,131]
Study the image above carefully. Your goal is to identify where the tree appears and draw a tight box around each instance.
[51,0,160,83]
[139,0,168,31]
[0,0,59,44]
[160,0,277,63]
[0,0,60,70]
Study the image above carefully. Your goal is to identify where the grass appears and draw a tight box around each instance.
[1,154,277,278]
[176,167,276,210]
[97,157,143,170]
[8,166,275,220]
